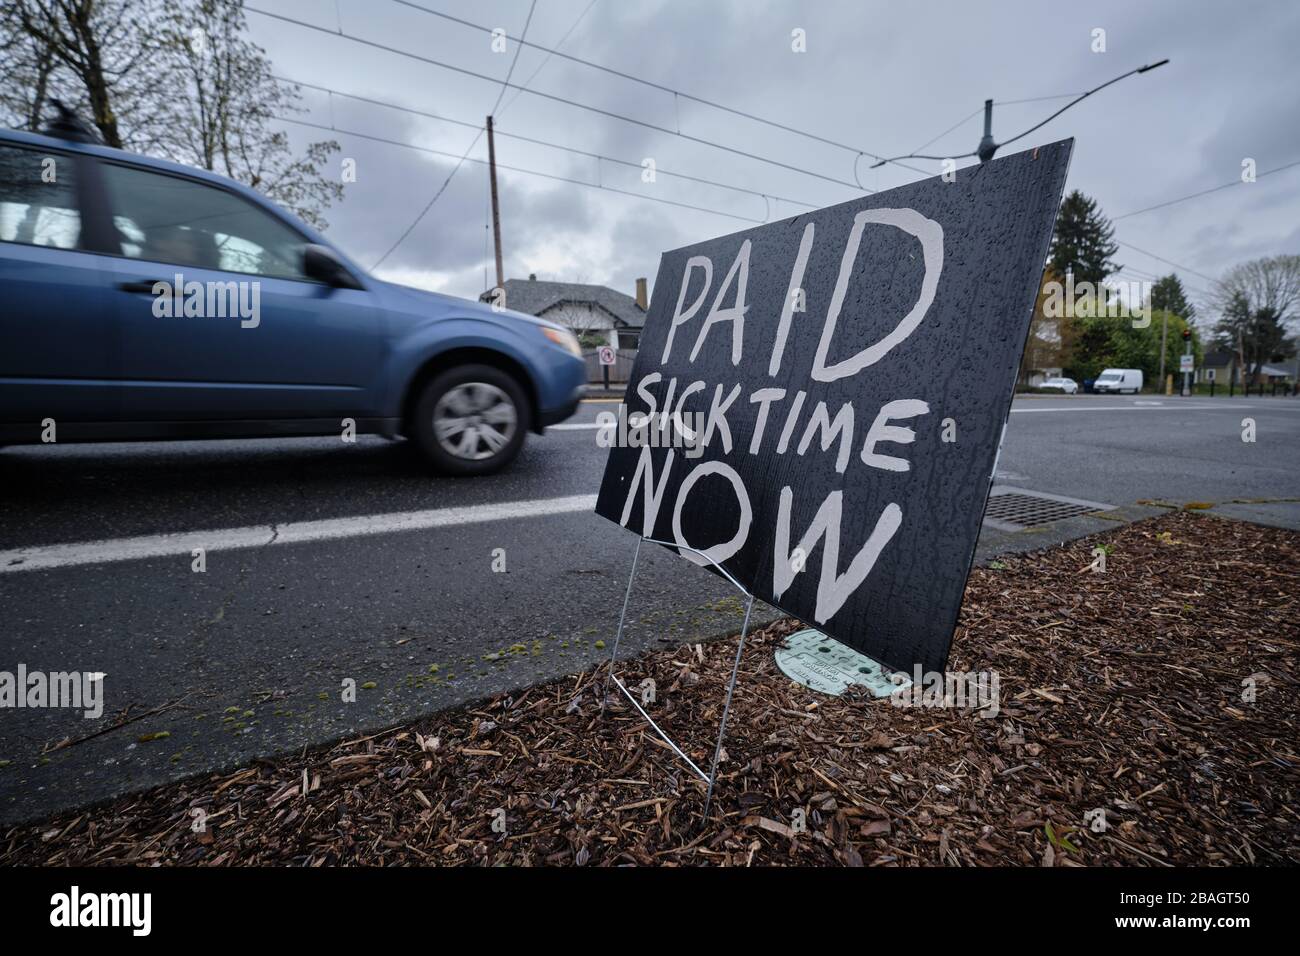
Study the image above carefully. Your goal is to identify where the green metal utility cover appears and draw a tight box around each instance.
[775,628,910,698]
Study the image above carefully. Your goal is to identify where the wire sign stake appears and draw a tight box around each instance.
[602,536,755,825]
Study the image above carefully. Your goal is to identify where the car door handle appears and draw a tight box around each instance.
[118,280,166,293]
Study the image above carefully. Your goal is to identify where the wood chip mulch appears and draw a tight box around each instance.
[3,510,1297,866]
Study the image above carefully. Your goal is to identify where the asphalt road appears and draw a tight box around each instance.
[2,393,1298,823]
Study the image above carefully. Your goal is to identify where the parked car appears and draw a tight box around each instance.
[0,114,586,475]
[1092,368,1144,395]
[1039,377,1078,395]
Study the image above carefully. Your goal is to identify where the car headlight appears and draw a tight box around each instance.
[541,326,583,358]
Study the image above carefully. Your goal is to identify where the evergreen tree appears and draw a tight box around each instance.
[1212,292,1251,353]
[1150,273,1195,321]
[1250,306,1293,367]
[1048,190,1120,285]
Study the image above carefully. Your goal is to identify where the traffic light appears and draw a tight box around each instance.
[1182,328,1191,341]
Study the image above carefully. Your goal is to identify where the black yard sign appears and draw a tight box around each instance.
[596,140,1073,675]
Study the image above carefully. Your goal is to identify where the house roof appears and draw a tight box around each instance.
[1201,350,1235,367]
[486,279,647,329]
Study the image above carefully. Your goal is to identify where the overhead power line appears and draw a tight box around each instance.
[487,0,535,116]
[1112,270,1213,299]
[279,116,767,226]
[386,0,931,177]
[1114,158,1300,220]
[247,5,871,193]
[1107,160,1300,294]
[283,76,818,211]
[370,134,474,270]
[997,93,1089,107]
[497,0,600,118]
[372,0,537,268]
[907,106,983,156]
[1115,240,1218,286]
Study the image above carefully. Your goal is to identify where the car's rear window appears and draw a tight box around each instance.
[0,144,81,249]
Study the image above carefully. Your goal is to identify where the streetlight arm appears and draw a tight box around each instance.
[869,59,1170,170]
[994,59,1170,152]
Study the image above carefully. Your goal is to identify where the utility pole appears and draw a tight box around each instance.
[486,115,504,292]
[1237,327,1248,394]
[1158,310,1168,394]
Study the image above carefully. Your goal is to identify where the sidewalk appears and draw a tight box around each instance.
[582,384,626,400]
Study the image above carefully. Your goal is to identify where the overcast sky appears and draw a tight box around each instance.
[253,0,1300,319]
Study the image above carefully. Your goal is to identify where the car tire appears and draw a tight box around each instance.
[411,364,530,476]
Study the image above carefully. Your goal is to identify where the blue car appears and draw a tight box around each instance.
[0,115,586,475]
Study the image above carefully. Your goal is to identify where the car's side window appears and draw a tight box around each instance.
[100,161,311,281]
[0,144,81,250]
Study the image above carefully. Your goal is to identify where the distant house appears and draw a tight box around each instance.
[1198,349,1297,386]
[1258,362,1296,382]
[482,275,648,350]
[1197,349,1239,386]
[1263,356,1294,382]
[1018,316,1063,387]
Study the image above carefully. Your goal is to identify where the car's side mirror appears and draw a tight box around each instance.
[303,244,364,290]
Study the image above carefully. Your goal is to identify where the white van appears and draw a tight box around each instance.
[1094,368,1143,394]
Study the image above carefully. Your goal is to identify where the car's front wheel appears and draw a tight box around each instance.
[412,364,530,475]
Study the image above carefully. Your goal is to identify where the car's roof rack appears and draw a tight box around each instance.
[41,99,101,144]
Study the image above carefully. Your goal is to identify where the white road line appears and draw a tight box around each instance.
[1010,403,1267,414]
[550,403,1284,427]
[0,494,599,574]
